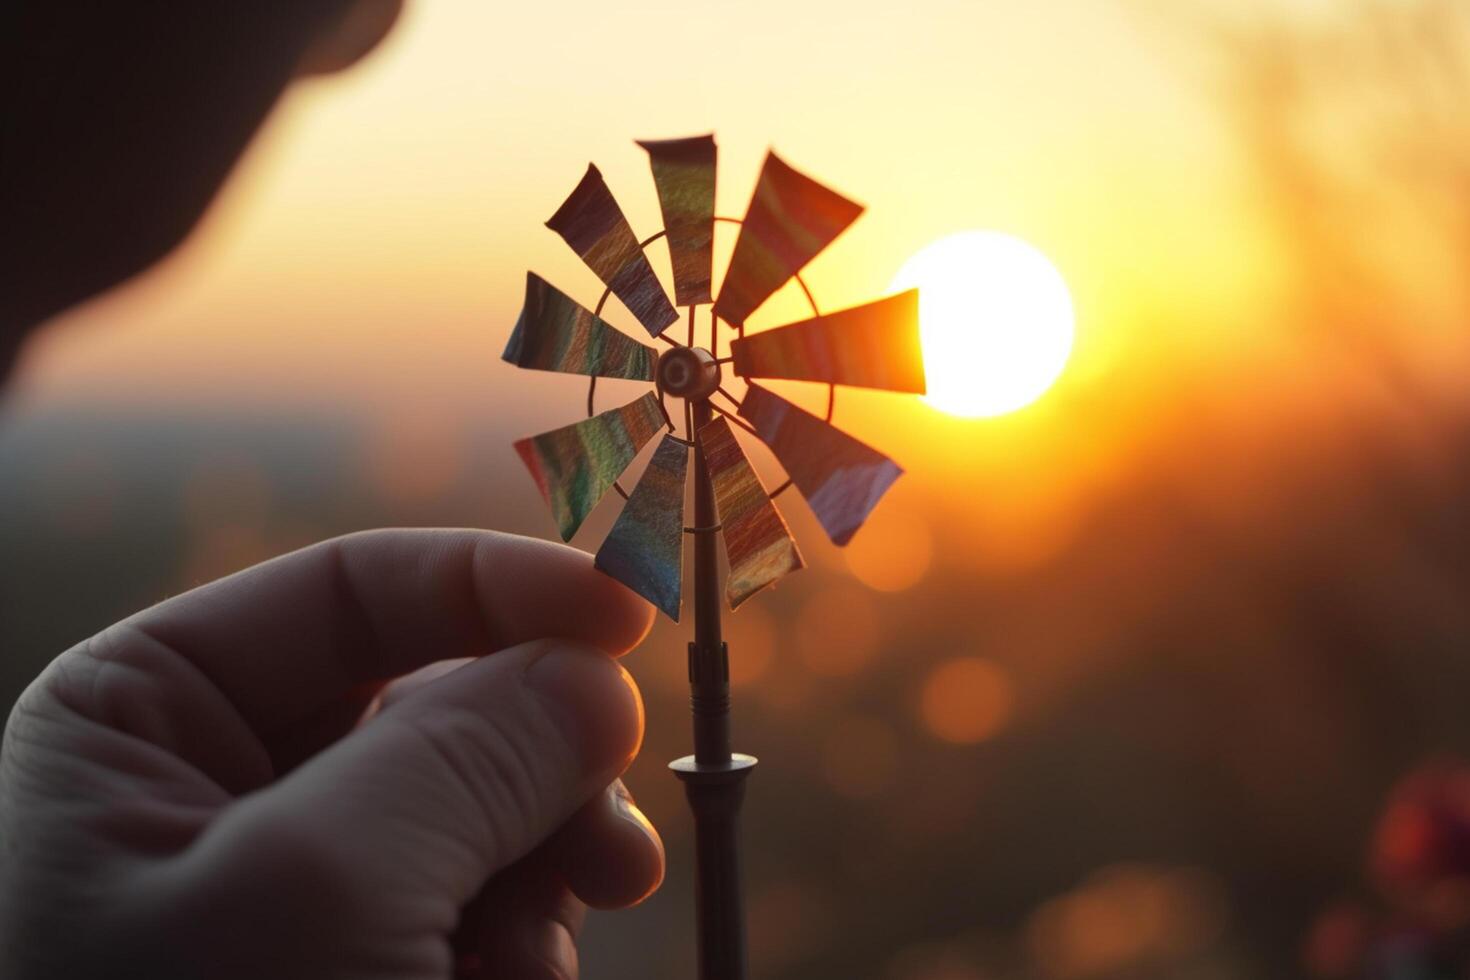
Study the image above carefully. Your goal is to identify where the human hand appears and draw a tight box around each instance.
[0,529,663,979]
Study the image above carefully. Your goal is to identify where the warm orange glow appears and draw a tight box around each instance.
[362,412,465,505]
[1026,866,1225,978]
[10,6,1470,976]
[919,657,1013,744]
[727,604,777,688]
[178,524,275,589]
[842,508,934,593]
[891,231,1075,418]
[795,586,879,677]
[12,0,1251,423]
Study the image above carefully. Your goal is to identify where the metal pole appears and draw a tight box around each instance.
[690,396,729,763]
[672,396,756,980]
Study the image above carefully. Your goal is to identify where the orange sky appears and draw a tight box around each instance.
[8,0,1466,665]
[10,0,1271,413]
[10,0,1371,562]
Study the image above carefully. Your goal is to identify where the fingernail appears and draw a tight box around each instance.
[610,780,666,887]
[610,780,656,836]
[611,778,635,806]
[524,644,642,777]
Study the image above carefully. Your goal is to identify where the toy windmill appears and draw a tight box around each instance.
[504,134,925,980]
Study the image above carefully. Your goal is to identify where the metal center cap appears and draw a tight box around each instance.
[658,346,721,400]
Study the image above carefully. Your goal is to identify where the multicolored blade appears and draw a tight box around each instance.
[502,273,658,381]
[738,383,902,547]
[699,416,804,608]
[595,435,688,621]
[712,152,864,327]
[638,134,716,307]
[546,165,679,337]
[729,290,925,393]
[514,393,666,542]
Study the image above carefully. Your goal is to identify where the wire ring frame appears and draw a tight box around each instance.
[588,216,835,510]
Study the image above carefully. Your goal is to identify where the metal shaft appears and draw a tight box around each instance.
[676,762,753,980]
[672,396,755,980]
[690,398,730,764]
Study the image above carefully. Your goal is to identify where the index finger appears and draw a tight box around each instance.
[109,529,654,747]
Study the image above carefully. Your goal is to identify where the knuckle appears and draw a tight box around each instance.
[47,626,155,721]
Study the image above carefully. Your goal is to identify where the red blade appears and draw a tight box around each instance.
[513,393,665,541]
[730,290,925,393]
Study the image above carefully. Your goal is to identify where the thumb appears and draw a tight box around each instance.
[194,641,643,910]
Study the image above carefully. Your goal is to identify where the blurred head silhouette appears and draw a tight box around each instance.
[0,0,405,378]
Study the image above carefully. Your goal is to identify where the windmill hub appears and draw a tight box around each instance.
[658,346,722,401]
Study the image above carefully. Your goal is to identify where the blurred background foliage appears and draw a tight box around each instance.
[6,1,1470,978]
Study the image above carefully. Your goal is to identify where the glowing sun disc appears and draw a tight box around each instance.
[891,231,1075,418]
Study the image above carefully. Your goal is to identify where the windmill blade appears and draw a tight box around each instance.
[546,165,679,337]
[729,290,925,393]
[514,393,665,542]
[502,273,658,381]
[738,383,902,547]
[638,134,716,307]
[699,416,804,609]
[595,434,688,621]
[712,152,864,327]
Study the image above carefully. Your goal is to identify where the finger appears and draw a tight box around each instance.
[549,780,664,910]
[190,640,644,909]
[370,658,476,718]
[102,529,654,751]
[280,656,473,770]
[479,884,584,980]
[456,854,586,980]
[451,781,660,978]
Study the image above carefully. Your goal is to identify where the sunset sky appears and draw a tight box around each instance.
[6,0,1418,578]
[11,0,1271,416]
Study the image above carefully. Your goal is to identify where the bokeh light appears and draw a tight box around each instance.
[842,507,934,593]
[727,603,778,688]
[918,657,1014,745]
[1301,902,1370,979]
[1026,865,1226,978]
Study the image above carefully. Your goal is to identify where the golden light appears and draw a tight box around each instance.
[918,657,1014,744]
[842,507,934,593]
[795,585,880,677]
[726,604,777,689]
[891,230,1075,418]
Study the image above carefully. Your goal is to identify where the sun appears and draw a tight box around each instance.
[891,231,1075,418]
